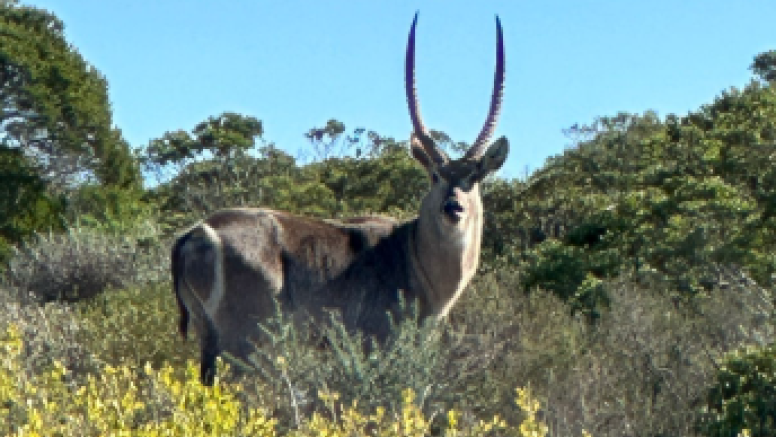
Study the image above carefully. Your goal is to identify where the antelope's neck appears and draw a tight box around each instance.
[410,213,482,319]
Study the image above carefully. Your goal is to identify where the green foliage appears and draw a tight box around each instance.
[0,1,140,189]
[147,119,426,230]
[698,344,776,437]
[478,269,775,436]
[752,50,776,83]
[2,259,773,436]
[520,240,589,300]
[2,6,775,434]
[304,118,348,160]
[505,71,776,303]
[247,300,490,423]
[151,146,339,225]
[144,112,264,167]
[66,184,157,236]
[570,273,610,321]
[77,282,196,370]
[0,1,145,268]
[0,146,66,265]
[308,146,426,217]
[143,114,321,227]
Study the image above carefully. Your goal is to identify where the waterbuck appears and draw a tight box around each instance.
[172,13,508,385]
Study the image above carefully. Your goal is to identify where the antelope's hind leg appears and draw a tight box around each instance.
[175,224,226,385]
[200,317,220,385]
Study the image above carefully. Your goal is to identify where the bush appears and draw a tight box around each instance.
[0,283,96,378]
[0,146,67,267]
[0,324,538,436]
[588,276,768,436]
[3,224,167,302]
[236,299,506,430]
[2,223,773,437]
[0,323,276,436]
[697,344,776,437]
[519,240,590,301]
[76,282,197,370]
[3,260,773,436]
[452,268,775,437]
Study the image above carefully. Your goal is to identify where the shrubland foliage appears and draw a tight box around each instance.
[142,116,428,235]
[1,322,547,436]
[698,344,776,437]
[504,79,776,306]
[2,261,771,435]
[4,224,165,302]
[2,1,776,434]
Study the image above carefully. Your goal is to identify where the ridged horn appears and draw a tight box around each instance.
[464,15,505,159]
[405,12,448,164]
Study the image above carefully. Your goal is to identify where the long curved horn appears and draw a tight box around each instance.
[465,15,505,159]
[405,12,447,164]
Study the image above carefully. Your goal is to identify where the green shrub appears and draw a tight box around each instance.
[698,344,776,437]
[66,184,158,237]
[569,273,611,322]
[520,240,589,300]
[239,299,506,430]
[76,282,196,370]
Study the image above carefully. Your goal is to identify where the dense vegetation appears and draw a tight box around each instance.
[2,1,775,435]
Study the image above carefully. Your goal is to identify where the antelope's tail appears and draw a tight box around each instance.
[171,232,191,339]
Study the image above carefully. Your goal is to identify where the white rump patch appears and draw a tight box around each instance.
[198,223,224,321]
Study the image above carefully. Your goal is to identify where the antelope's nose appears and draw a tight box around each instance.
[443,199,464,222]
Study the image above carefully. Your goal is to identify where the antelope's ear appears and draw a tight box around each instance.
[410,134,435,170]
[477,136,509,176]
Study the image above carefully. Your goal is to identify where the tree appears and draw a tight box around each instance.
[143,112,272,221]
[305,119,348,160]
[0,145,65,263]
[751,50,776,83]
[144,112,263,169]
[0,0,139,190]
[301,119,465,162]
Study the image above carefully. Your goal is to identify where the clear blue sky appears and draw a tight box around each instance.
[28,0,776,179]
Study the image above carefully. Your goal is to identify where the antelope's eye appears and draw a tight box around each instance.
[431,172,440,184]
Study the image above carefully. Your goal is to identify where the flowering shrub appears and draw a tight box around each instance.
[0,323,574,436]
[1,323,275,436]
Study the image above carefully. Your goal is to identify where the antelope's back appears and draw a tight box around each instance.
[203,208,399,293]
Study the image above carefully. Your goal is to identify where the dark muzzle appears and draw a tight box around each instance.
[443,199,464,221]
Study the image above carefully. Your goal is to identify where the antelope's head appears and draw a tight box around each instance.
[406,13,509,242]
